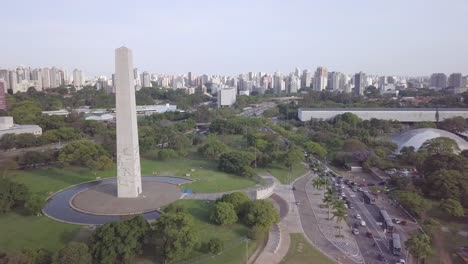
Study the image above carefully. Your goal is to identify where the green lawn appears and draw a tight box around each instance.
[256,164,307,184]
[139,200,258,264]
[8,157,257,196]
[0,213,82,252]
[281,233,335,264]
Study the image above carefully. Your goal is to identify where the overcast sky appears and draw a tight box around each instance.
[1,0,468,77]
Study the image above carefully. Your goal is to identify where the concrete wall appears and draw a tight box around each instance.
[298,108,468,122]
[0,116,14,130]
[255,179,276,200]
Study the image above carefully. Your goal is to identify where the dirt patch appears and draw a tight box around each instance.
[433,231,453,264]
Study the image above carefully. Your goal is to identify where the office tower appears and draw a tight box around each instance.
[430,73,448,89]
[217,87,237,108]
[31,69,43,91]
[41,68,51,89]
[294,67,300,77]
[329,72,344,91]
[187,72,192,86]
[73,69,83,88]
[115,47,142,198]
[0,70,8,90]
[289,75,300,94]
[49,67,59,88]
[0,80,7,111]
[133,68,141,88]
[141,71,151,87]
[301,69,311,88]
[448,73,463,87]
[8,71,17,93]
[273,72,282,95]
[314,67,328,91]
[354,72,367,96]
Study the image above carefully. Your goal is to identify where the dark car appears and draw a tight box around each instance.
[354,223,360,228]
[377,254,385,262]
[367,183,376,186]
[292,186,296,191]
[366,232,373,238]
[378,181,386,186]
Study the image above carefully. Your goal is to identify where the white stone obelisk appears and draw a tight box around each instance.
[115,47,142,198]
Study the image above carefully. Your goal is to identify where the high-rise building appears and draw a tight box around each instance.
[49,67,59,88]
[8,71,18,93]
[301,70,311,88]
[187,72,192,87]
[329,72,344,91]
[354,72,367,96]
[41,68,51,89]
[217,87,237,108]
[141,71,151,87]
[273,72,283,95]
[314,67,328,91]
[0,70,8,91]
[448,73,464,88]
[430,73,448,89]
[288,75,300,94]
[0,80,7,111]
[73,69,83,88]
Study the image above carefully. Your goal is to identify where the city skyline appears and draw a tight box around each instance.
[1,0,468,76]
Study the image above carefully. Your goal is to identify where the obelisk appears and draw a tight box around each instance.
[115,47,142,198]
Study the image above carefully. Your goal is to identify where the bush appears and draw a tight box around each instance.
[210,202,238,225]
[247,226,267,241]
[207,238,223,254]
[217,192,250,214]
[244,200,279,229]
[157,149,179,160]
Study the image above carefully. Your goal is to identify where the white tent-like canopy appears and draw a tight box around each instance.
[391,128,468,153]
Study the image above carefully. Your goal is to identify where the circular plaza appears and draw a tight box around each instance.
[43,176,191,225]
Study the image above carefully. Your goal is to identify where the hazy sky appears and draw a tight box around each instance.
[2,0,468,77]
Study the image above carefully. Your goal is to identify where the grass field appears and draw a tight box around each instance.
[0,213,82,251]
[280,233,335,264]
[256,163,307,184]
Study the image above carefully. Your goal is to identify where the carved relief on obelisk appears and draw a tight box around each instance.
[115,47,142,198]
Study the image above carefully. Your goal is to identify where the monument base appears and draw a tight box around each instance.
[71,181,181,216]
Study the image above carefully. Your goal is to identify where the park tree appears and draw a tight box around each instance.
[207,238,223,255]
[438,116,467,133]
[425,170,464,200]
[217,192,250,214]
[10,100,42,124]
[395,191,431,217]
[0,178,30,213]
[440,198,465,217]
[87,155,114,171]
[25,195,46,215]
[304,141,327,159]
[58,140,110,168]
[419,137,460,155]
[91,216,149,264]
[422,218,441,236]
[53,242,92,264]
[218,151,255,176]
[210,202,238,225]
[152,212,200,264]
[198,137,229,160]
[332,200,347,236]
[405,233,432,261]
[244,200,279,230]
[285,146,305,171]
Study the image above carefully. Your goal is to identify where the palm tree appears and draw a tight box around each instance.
[322,193,334,220]
[322,178,331,188]
[312,178,322,190]
[332,200,347,236]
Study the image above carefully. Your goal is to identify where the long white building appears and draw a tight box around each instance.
[298,108,468,122]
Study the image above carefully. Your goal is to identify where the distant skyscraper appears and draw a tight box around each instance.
[448,73,463,87]
[0,80,7,111]
[301,70,311,88]
[49,67,59,88]
[73,69,83,88]
[294,67,300,77]
[187,72,192,87]
[0,70,8,91]
[8,71,17,93]
[273,72,283,95]
[314,67,328,91]
[329,72,344,91]
[141,71,151,87]
[41,68,51,89]
[354,72,367,96]
[430,73,448,89]
[288,75,300,94]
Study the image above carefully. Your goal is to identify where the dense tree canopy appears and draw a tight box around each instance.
[210,202,238,225]
[53,242,92,264]
[58,140,110,168]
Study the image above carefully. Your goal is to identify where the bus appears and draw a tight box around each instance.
[380,209,394,233]
[391,233,402,256]
[363,192,375,204]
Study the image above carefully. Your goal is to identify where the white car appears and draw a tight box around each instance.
[360,220,366,227]
[355,214,362,219]
[396,260,406,264]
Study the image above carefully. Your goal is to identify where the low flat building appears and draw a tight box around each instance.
[0,116,42,138]
[217,87,237,108]
[298,108,468,122]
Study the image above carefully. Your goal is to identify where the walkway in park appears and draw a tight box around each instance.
[253,174,306,264]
